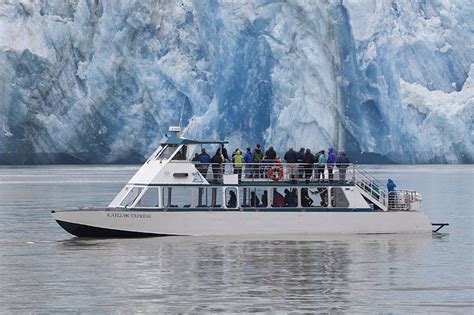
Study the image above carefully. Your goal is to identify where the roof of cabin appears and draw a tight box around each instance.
[163,136,229,145]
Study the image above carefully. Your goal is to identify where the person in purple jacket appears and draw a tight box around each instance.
[327,147,336,182]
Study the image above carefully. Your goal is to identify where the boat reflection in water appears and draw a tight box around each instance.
[62,234,431,312]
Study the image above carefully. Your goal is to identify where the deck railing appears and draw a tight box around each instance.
[191,162,355,184]
[188,161,420,211]
[387,190,422,211]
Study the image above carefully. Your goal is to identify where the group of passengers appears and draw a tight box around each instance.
[227,187,328,208]
[192,143,350,182]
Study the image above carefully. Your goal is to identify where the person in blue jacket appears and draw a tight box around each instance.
[243,147,253,178]
[197,148,211,178]
[387,178,396,193]
[327,147,336,181]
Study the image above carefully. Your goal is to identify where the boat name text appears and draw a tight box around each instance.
[107,213,151,219]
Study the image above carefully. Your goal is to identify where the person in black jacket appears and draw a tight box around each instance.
[264,145,277,161]
[336,150,350,182]
[284,147,298,181]
[227,191,237,208]
[211,149,223,181]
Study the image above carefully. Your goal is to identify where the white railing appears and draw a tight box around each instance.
[191,162,355,184]
[388,190,422,211]
[189,161,422,212]
[352,165,388,208]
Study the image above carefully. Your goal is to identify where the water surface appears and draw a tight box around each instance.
[0,165,473,313]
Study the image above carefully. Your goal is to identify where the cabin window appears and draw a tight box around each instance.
[158,145,178,160]
[172,145,187,161]
[162,186,194,208]
[239,187,263,208]
[210,187,222,208]
[120,187,144,207]
[331,188,349,207]
[271,187,298,207]
[240,187,268,208]
[225,187,238,209]
[109,185,132,207]
[300,188,327,207]
[136,188,159,208]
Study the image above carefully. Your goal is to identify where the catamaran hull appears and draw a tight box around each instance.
[52,208,432,237]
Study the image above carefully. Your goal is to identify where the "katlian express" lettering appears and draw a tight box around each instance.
[106,213,151,219]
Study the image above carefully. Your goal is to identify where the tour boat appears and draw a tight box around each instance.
[52,127,437,237]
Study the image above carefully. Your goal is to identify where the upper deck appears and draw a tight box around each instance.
[108,130,421,212]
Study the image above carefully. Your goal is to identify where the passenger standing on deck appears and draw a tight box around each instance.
[317,150,326,181]
[336,150,350,182]
[297,147,305,180]
[197,148,211,179]
[253,144,264,178]
[211,148,224,181]
[303,148,315,182]
[284,147,298,181]
[327,147,336,182]
[221,145,230,162]
[387,178,396,193]
[243,147,253,178]
[263,145,276,178]
[264,145,277,161]
[232,148,244,180]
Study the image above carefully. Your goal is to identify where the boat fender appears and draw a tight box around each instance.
[268,165,284,181]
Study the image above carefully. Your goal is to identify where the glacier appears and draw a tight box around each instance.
[0,0,472,164]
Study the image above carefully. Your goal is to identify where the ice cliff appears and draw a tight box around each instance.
[0,0,472,164]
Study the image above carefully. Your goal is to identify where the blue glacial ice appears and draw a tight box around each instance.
[0,0,472,164]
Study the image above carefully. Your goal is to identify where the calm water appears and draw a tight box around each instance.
[0,165,473,313]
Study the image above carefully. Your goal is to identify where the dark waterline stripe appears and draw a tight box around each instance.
[55,220,182,238]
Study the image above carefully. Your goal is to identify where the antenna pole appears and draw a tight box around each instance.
[179,95,186,130]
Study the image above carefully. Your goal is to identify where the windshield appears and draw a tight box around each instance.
[156,145,178,160]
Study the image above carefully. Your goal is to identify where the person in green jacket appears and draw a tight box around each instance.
[232,148,244,179]
[317,150,326,181]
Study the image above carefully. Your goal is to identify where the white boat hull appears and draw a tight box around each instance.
[52,209,432,237]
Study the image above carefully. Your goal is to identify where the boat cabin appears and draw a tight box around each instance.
[107,128,421,213]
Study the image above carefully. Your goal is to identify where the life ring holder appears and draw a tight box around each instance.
[268,165,284,181]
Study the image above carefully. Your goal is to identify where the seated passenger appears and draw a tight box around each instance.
[261,191,268,207]
[250,191,260,207]
[273,190,285,207]
[285,189,298,207]
[284,189,298,207]
[301,188,313,207]
[227,191,237,208]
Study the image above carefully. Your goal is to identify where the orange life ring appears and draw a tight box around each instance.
[268,165,284,181]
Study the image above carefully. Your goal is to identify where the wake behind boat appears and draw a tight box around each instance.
[52,127,434,237]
